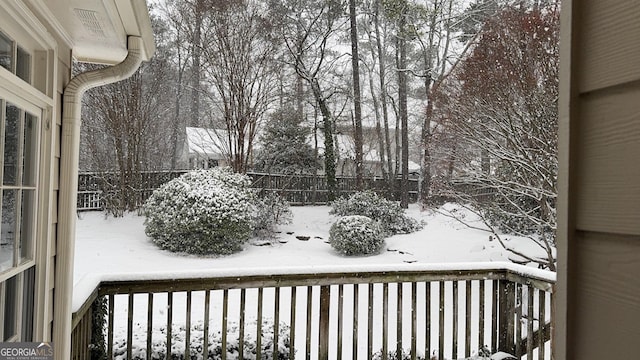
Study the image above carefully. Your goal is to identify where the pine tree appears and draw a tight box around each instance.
[254,108,318,174]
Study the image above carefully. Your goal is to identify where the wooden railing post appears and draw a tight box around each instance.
[498,280,516,354]
[319,285,331,360]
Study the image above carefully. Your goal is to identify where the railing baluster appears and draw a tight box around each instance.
[516,284,522,357]
[147,293,153,360]
[479,280,485,354]
[167,291,173,359]
[305,286,312,360]
[204,290,210,360]
[319,285,330,360]
[338,284,344,360]
[368,283,374,360]
[453,281,458,359]
[257,288,264,360]
[498,280,515,354]
[466,280,472,358]
[397,282,403,359]
[222,289,229,360]
[354,284,359,360]
[185,291,191,359]
[425,282,431,359]
[527,285,534,360]
[539,291,546,360]
[492,280,498,353]
[439,282,444,360]
[274,287,281,360]
[108,294,114,359]
[127,293,133,360]
[382,283,388,360]
[290,287,297,360]
[411,282,417,360]
[239,289,246,360]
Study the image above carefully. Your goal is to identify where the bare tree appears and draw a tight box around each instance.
[199,0,279,173]
[273,0,347,200]
[438,4,559,269]
[80,33,175,215]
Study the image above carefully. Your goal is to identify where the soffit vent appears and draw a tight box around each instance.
[73,8,106,39]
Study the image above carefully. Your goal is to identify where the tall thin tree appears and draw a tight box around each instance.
[349,0,364,190]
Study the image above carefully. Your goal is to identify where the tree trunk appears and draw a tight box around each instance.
[190,0,203,127]
[374,0,394,188]
[397,7,409,209]
[349,0,364,190]
[310,79,337,200]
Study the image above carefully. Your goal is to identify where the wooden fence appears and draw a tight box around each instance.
[71,264,554,360]
[77,171,419,210]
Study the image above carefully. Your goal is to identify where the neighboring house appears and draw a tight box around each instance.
[184,127,231,169]
[0,1,154,359]
[313,129,420,177]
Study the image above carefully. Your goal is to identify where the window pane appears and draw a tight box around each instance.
[0,32,12,72]
[4,104,20,185]
[22,267,35,341]
[22,113,37,186]
[1,190,17,271]
[16,46,30,83]
[3,274,18,341]
[19,190,34,262]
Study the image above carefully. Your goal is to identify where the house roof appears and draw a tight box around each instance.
[186,127,229,160]
[32,0,155,64]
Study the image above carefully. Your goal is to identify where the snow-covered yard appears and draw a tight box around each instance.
[73,204,548,307]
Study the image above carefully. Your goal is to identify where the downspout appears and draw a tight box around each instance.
[54,36,144,360]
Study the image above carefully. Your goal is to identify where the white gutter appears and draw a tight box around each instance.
[54,36,144,360]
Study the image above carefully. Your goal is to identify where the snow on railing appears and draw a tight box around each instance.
[71,263,554,360]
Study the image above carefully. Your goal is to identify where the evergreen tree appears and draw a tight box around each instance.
[254,108,318,174]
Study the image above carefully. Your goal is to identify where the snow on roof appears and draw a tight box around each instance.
[312,133,381,162]
[186,127,229,159]
[408,160,421,172]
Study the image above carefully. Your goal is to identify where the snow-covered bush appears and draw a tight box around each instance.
[329,215,385,256]
[330,191,422,236]
[142,168,255,255]
[252,192,292,239]
[112,319,291,359]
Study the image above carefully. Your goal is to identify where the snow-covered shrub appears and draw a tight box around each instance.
[252,192,292,239]
[372,349,426,360]
[112,319,291,359]
[329,215,385,256]
[330,191,423,236]
[142,168,255,255]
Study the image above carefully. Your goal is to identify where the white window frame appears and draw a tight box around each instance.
[0,1,57,342]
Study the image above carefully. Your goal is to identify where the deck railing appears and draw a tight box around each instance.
[71,264,554,360]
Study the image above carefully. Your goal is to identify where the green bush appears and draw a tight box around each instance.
[330,191,422,236]
[329,215,385,256]
[142,168,255,255]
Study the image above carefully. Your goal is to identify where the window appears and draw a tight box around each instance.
[0,99,39,341]
[0,31,31,84]
[0,3,52,343]
[0,32,11,72]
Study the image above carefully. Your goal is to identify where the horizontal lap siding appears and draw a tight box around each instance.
[571,232,640,359]
[566,0,640,358]
[577,1,640,93]
[575,85,640,235]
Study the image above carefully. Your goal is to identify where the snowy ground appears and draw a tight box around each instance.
[73,204,553,359]
[74,204,548,306]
